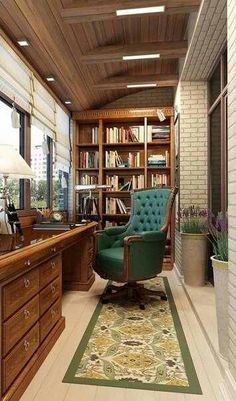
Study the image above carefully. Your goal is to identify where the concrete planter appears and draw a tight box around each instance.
[181,233,208,286]
[211,255,229,360]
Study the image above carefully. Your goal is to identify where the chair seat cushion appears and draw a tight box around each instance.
[95,247,124,281]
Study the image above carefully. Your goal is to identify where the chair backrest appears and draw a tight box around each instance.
[112,187,177,247]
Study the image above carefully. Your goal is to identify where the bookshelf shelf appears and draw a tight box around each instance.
[73,107,174,268]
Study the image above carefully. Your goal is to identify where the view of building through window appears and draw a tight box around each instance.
[30,125,48,208]
[0,99,21,208]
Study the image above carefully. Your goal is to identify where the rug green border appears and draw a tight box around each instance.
[63,277,202,394]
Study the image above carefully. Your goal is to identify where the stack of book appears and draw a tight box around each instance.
[147,125,170,142]
[105,198,128,214]
[105,151,123,167]
[106,126,144,143]
[80,174,98,185]
[79,151,99,168]
[91,127,98,144]
[128,152,141,167]
[148,151,169,167]
[151,173,168,187]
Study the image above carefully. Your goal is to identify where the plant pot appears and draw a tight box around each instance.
[211,255,229,360]
[181,233,208,286]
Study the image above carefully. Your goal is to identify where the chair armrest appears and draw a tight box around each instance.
[139,231,167,242]
[104,225,127,236]
[124,231,166,245]
[94,230,114,251]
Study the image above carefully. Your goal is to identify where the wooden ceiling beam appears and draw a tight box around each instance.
[80,41,187,64]
[93,74,178,89]
[61,0,201,23]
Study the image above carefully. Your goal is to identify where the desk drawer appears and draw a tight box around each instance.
[3,295,39,356]
[40,255,61,289]
[40,298,61,342]
[40,276,61,315]
[3,323,39,392]
[3,269,39,320]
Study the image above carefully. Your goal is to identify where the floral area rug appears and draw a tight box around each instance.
[63,277,202,394]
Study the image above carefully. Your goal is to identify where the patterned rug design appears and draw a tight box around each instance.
[63,277,202,394]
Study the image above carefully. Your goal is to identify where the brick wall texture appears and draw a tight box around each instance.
[227,0,236,382]
[178,81,208,209]
[103,87,174,109]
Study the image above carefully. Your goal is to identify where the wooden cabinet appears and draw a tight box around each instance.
[0,222,96,401]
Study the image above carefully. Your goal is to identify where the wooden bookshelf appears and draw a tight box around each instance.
[72,107,175,268]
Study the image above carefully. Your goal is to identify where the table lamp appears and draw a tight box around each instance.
[0,144,34,237]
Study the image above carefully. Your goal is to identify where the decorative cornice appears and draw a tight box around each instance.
[72,107,173,121]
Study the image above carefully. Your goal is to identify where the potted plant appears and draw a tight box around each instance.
[180,206,208,286]
[209,213,228,359]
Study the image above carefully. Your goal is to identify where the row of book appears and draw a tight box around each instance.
[105,151,141,168]
[105,198,129,214]
[106,175,144,191]
[79,151,99,168]
[148,151,170,167]
[151,174,169,187]
[106,126,144,143]
[147,125,170,142]
[80,174,98,185]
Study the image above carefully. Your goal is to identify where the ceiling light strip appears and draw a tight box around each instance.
[127,83,157,88]
[123,54,160,60]
[116,6,165,16]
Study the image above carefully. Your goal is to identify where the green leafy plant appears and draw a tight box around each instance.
[208,212,228,262]
[180,206,208,234]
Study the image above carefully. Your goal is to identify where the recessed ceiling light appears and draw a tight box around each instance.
[17,40,29,47]
[123,54,160,60]
[65,100,72,105]
[127,83,157,88]
[46,76,55,82]
[116,6,165,16]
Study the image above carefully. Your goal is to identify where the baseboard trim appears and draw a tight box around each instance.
[219,369,236,401]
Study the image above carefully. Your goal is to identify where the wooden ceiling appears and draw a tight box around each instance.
[0,0,201,111]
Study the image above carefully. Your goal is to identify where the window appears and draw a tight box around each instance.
[208,50,228,215]
[52,145,69,210]
[0,97,24,208]
[30,125,51,208]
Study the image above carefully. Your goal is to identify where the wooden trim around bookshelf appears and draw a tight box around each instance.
[73,107,173,121]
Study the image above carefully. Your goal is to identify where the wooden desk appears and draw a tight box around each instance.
[0,222,97,401]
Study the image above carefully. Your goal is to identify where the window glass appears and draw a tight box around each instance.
[30,125,48,208]
[0,99,22,208]
[53,145,69,211]
[210,103,221,215]
[209,62,221,105]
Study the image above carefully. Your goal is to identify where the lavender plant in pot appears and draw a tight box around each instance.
[180,206,208,286]
[209,213,228,359]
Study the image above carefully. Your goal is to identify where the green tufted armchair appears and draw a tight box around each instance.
[94,187,178,309]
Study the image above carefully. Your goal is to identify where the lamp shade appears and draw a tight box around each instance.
[0,144,34,179]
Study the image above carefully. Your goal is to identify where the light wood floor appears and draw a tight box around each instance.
[20,271,224,401]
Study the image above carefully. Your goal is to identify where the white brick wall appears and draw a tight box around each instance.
[177,81,208,208]
[174,81,208,273]
[227,0,236,383]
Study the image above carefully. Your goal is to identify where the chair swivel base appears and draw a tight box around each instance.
[101,282,167,310]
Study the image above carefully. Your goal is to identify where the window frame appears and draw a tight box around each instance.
[208,48,228,216]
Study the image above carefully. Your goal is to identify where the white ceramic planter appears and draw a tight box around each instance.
[181,233,208,286]
[211,255,229,360]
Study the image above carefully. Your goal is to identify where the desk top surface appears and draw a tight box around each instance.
[0,221,97,261]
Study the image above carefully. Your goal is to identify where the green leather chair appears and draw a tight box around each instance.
[94,187,178,309]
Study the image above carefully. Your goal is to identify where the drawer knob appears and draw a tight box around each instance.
[23,278,30,288]
[51,261,56,269]
[51,284,56,293]
[24,260,31,266]
[24,340,30,351]
[24,309,30,319]
[51,247,57,253]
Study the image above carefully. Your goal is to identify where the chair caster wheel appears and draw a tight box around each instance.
[161,295,167,301]
[101,298,109,304]
[139,304,145,310]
